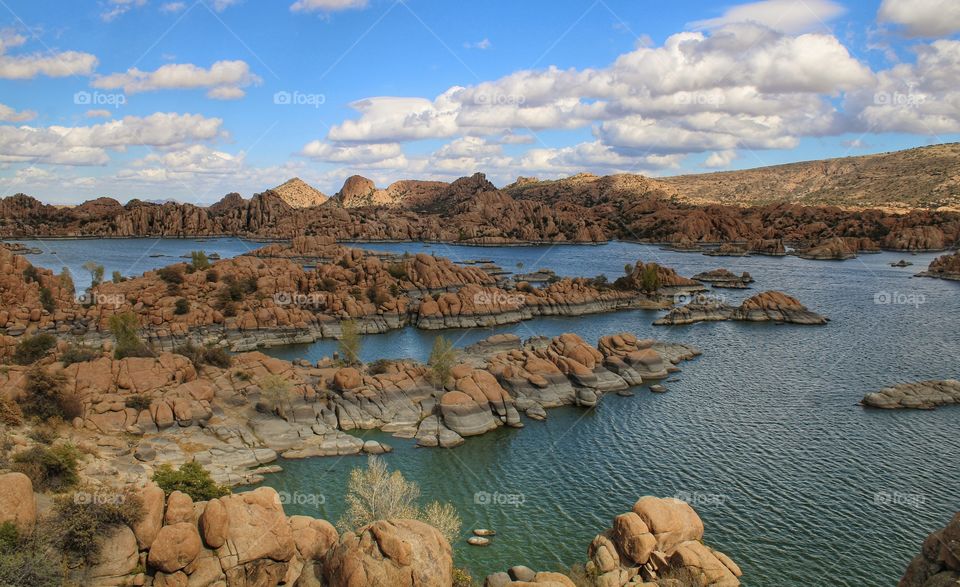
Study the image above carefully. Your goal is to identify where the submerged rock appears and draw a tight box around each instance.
[862,380,960,410]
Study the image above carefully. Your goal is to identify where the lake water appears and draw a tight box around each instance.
[13,238,960,587]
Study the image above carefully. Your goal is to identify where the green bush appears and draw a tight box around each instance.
[157,266,184,285]
[453,567,476,587]
[12,443,81,492]
[125,394,152,411]
[386,263,408,280]
[108,312,154,359]
[20,365,82,421]
[190,251,211,272]
[12,333,57,365]
[60,344,100,366]
[174,298,190,315]
[22,265,41,284]
[427,336,455,389]
[337,320,362,366]
[0,523,61,587]
[111,270,124,283]
[39,287,55,313]
[53,490,143,563]
[152,461,230,501]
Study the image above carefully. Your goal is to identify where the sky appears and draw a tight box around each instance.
[0,0,959,204]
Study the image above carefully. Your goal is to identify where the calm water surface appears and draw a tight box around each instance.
[16,239,960,587]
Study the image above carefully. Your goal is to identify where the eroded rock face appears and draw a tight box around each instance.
[918,250,960,281]
[323,519,452,587]
[900,513,960,587]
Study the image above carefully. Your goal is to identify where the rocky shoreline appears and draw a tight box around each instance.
[916,250,960,281]
[0,331,699,488]
[861,380,960,410]
[899,512,960,587]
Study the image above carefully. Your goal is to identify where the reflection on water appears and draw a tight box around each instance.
[16,238,960,587]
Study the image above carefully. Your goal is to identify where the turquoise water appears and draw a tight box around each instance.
[16,239,960,586]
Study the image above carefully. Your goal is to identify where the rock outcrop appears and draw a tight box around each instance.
[487,495,742,587]
[270,177,329,208]
[917,250,960,281]
[900,512,960,587]
[692,269,754,289]
[862,380,960,410]
[655,291,827,326]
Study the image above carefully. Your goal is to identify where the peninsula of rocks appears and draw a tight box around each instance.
[916,250,960,281]
[899,512,960,587]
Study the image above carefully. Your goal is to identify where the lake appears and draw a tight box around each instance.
[14,237,960,587]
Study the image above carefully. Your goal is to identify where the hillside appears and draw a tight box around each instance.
[661,143,960,211]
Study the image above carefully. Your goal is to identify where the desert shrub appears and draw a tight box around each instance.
[640,264,661,293]
[339,456,461,544]
[60,267,75,294]
[386,263,408,280]
[206,269,220,282]
[12,443,81,492]
[366,359,394,375]
[108,312,153,359]
[22,265,41,284]
[337,320,362,365]
[111,270,124,283]
[20,365,81,421]
[27,426,59,445]
[657,565,704,586]
[453,568,476,587]
[60,344,99,366]
[174,298,190,315]
[221,300,238,317]
[427,336,455,389]
[157,265,184,285]
[82,261,104,287]
[12,333,57,365]
[52,489,143,563]
[190,251,211,272]
[591,274,609,289]
[0,396,23,426]
[319,277,338,292]
[39,287,55,313]
[152,461,230,501]
[0,523,61,587]
[562,563,600,587]
[258,374,293,412]
[125,394,152,411]
[173,341,232,369]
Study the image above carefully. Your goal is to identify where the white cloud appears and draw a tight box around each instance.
[160,2,187,13]
[878,0,960,37]
[0,103,36,122]
[704,150,738,168]
[85,109,114,119]
[689,0,846,34]
[211,0,242,11]
[101,0,147,22]
[0,31,98,80]
[464,38,492,50]
[301,141,406,167]
[290,0,368,13]
[92,60,261,99]
[0,113,225,166]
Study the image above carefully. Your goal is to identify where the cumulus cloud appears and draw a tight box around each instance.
[160,2,187,13]
[93,60,261,99]
[0,113,224,166]
[290,0,368,13]
[689,0,846,34]
[705,150,738,168]
[0,103,36,122]
[878,0,960,37]
[301,141,406,167]
[0,31,98,79]
[101,0,147,22]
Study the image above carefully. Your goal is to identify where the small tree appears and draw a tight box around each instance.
[39,287,55,313]
[82,261,104,288]
[152,461,230,501]
[624,263,633,275]
[190,251,211,272]
[60,267,75,295]
[337,320,362,365]
[19,365,81,421]
[427,336,455,389]
[338,456,461,544]
[108,312,153,359]
[640,264,660,293]
[259,374,293,413]
[12,333,57,365]
[111,271,123,284]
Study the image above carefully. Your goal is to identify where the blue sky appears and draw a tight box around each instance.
[0,0,958,203]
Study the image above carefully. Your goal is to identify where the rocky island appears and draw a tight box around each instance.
[654,291,828,326]
[862,380,960,410]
